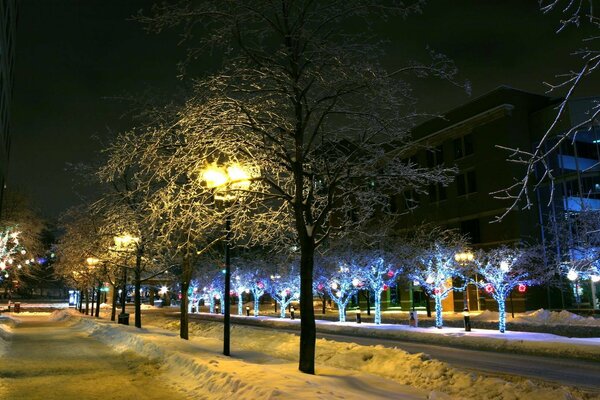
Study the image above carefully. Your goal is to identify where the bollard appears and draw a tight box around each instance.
[463,307,471,332]
[290,306,295,320]
[409,311,418,327]
[356,310,362,324]
[246,306,250,316]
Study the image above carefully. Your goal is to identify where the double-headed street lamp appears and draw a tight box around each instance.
[202,163,250,357]
[113,234,139,325]
[454,251,474,308]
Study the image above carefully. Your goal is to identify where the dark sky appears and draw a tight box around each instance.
[10,0,599,219]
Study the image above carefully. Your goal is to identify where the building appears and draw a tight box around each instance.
[389,86,600,313]
[0,0,17,215]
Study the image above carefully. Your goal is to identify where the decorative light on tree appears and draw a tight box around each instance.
[409,243,465,329]
[473,247,539,333]
[267,267,300,318]
[231,270,250,316]
[247,274,266,317]
[0,227,26,280]
[350,252,400,325]
[320,261,362,323]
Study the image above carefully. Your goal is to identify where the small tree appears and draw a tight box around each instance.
[267,266,300,318]
[474,247,546,332]
[351,251,400,325]
[409,243,465,329]
[319,257,363,323]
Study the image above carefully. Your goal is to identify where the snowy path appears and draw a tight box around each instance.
[0,315,179,400]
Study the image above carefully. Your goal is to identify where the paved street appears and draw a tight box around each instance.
[0,316,179,400]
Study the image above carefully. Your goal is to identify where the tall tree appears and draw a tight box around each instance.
[139,0,462,374]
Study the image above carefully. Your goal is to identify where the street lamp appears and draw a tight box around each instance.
[113,234,139,325]
[454,251,474,311]
[86,257,103,318]
[202,162,250,356]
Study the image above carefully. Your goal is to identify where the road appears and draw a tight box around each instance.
[0,316,180,400]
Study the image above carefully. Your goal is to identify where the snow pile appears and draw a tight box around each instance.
[518,309,600,326]
[149,316,591,400]
[471,309,600,327]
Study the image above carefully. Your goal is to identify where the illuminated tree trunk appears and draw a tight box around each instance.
[496,294,507,333]
[374,289,383,325]
[237,293,243,316]
[252,289,261,316]
[434,295,443,328]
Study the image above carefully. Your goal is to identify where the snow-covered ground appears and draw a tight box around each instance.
[11,310,590,399]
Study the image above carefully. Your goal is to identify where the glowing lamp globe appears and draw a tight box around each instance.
[331,282,338,290]
[591,275,600,283]
[425,276,434,285]
[567,269,579,282]
[352,278,360,287]
[499,261,510,273]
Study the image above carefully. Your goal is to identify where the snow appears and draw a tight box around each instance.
[24,310,592,400]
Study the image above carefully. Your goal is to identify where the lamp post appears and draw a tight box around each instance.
[454,251,474,308]
[113,234,139,325]
[86,257,102,318]
[202,163,250,356]
[566,268,580,307]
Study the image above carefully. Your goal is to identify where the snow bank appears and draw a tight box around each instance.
[148,316,591,400]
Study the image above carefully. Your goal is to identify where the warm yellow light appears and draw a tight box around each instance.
[226,164,250,190]
[202,163,250,200]
[202,165,228,189]
[86,257,100,266]
[455,251,474,264]
[114,234,139,249]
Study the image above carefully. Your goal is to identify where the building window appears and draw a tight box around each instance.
[456,170,477,196]
[460,218,481,243]
[453,134,474,160]
[428,183,447,203]
[426,145,444,167]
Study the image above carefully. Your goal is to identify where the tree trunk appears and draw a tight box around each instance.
[149,287,155,306]
[134,249,143,329]
[180,255,192,340]
[111,283,117,321]
[84,290,89,315]
[365,290,371,316]
[95,284,101,318]
[90,288,95,316]
[322,295,326,314]
[298,237,316,374]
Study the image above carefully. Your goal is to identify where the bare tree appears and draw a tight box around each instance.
[494,1,600,219]
[138,0,463,374]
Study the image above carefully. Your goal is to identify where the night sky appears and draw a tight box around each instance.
[10,0,599,219]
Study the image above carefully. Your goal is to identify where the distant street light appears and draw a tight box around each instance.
[113,234,139,325]
[454,251,474,310]
[202,162,250,357]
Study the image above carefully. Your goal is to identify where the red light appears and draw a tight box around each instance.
[518,283,526,293]
[383,284,389,290]
[387,270,395,278]
[434,287,441,295]
[485,284,494,293]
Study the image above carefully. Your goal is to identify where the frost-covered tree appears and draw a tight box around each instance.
[473,247,545,333]
[318,256,363,323]
[267,265,300,319]
[232,255,268,316]
[409,242,465,329]
[494,2,600,219]
[139,0,464,374]
[349,251,400,325]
